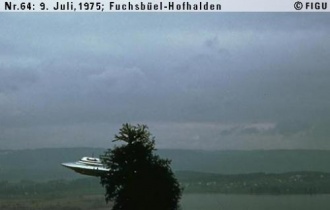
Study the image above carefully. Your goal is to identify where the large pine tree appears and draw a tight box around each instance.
[100,123,182,210]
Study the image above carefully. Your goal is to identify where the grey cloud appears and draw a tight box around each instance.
[0,122,118,149]
[0,68,39,93]
[1,13,330,149]
[272,120,311,136]
[89,66,149,93]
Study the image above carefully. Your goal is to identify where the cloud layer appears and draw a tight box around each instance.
[1,13,330,149]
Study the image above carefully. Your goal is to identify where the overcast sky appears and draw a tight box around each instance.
[1,13,330,150]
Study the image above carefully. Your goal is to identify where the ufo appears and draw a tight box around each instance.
[61,156,109,177]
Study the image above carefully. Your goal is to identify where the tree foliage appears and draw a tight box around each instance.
[100,123,182,210]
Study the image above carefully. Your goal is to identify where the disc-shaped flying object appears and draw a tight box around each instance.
[61,157,109,177]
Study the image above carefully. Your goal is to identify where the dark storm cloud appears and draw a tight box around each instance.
[1,13,330,149]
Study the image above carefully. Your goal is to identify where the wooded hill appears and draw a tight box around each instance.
[1,148,330,181]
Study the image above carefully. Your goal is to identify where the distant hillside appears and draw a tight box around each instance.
[0,148,106,181]
[1,148,330,181]
[158,149,330,174]
[3,171,330,197]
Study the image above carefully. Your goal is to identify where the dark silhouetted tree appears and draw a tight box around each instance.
[100,123,182,210]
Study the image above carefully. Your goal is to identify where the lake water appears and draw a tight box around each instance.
[181,194,330,210]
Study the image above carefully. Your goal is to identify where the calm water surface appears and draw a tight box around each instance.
[181,194,330,210]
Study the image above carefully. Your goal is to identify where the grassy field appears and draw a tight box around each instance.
[0,178,110,210]
[0,194,111,210]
